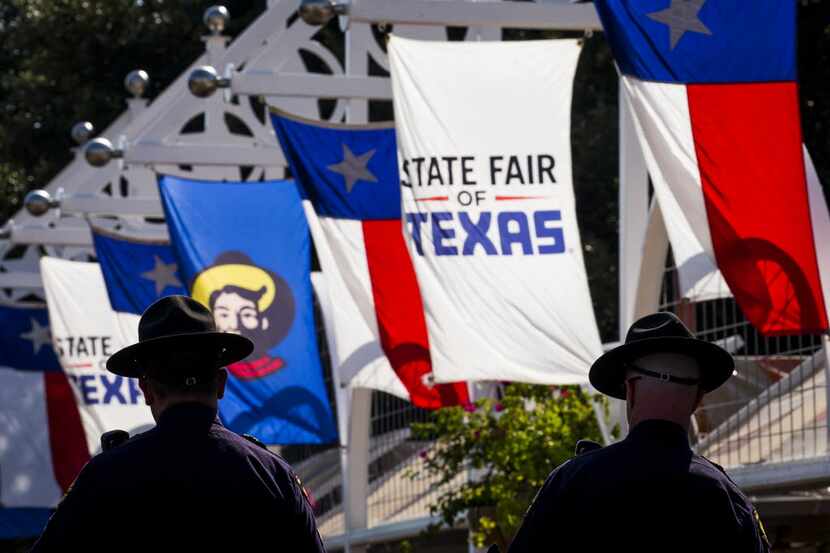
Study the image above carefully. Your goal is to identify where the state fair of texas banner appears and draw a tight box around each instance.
[40,258,155,454]
[388,36,602,384]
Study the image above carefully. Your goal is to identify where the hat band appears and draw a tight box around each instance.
[624,363,700,386]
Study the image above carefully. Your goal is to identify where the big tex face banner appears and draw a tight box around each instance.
[388,37,602,384]
[159,176,337,445]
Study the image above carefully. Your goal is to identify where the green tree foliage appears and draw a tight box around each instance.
[0,0,265,223]
[408,384,608,551]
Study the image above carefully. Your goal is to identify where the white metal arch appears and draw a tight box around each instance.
[0,2,655,551]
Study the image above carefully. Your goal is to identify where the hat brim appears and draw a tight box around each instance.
[589,336,735,400]
[106,332,254,378]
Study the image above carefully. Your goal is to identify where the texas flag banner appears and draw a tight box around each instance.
[388,36,603,384]
[40,258,154,454]
[270,109,470,409]
[158,175,337,445]
[595,0,830,335]
[663,147,828,307]
[92,227,187,315]
[0,305,88,538]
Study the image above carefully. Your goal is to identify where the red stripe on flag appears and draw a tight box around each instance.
[44,372,90,492]
[494,195,548,201]
[362,219,469,408]
[416,196,449,202]
[688,82,827,334]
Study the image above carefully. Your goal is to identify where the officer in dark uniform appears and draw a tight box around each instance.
[508,312,770,553]
[31,295,327,553]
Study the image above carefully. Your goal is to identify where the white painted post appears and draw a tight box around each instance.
[343,21,372,553]
[615,78,650,438]
[126,98,148,122]
[823,335,830,455]
[617,80,650,339]
[344,389,372,553]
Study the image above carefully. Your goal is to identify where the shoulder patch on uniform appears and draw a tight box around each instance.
[101,429,130,452]
[574,439,602,456]
[754,509,770,548]
[242,433,268,449]
[294,473,314,507]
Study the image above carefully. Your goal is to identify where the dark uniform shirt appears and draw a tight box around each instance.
[508,419,770,553]
[31,403,326,553]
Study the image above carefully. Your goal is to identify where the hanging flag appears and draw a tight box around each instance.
[594,0,830,335]
[0,305,88,538]
[158,175,337,445]
[387,36,602,384]
[666,147,829,308]
[271,109,470,409]
[309,272,350,448]
[40,258,154,455]
[92,227,187,315]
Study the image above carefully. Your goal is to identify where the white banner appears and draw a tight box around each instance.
[389,36,602,384]
[40,258,153,454]
[0,369,61,507]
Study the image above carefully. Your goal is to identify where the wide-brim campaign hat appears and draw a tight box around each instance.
[589,312,734,400]
[107,295,253,378]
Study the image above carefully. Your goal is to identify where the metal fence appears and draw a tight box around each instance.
[279,284,458,539]
[659,256,828,469]
[314,390,465,538]
[288,251,830,542]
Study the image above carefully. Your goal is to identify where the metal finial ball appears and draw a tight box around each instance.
[188,66,220,98]
[70,121,95,145]
[24,189,55,217]
[85,137,115,167]
[124,69,150,98]
[298,0,335,26]
[203,5,230,34]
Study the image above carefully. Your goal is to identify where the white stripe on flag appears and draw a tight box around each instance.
[302,203,409,401]
[621,77,729,301]
[0,368,62,507]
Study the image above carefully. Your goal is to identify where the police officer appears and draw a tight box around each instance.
[508,312,770,553]
[31,296,326,552]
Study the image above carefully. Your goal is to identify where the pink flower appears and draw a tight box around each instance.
[463,402,477,413]
[494,402,504,412]
[560,389,570,399]
[473,430,481,439]
[419,450,428,459]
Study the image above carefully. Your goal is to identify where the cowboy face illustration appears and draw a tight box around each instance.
[192,251,295,380]
[212,285,270,335]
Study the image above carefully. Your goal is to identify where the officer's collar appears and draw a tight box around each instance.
[157,402,221,432]
[626,419,691,449]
